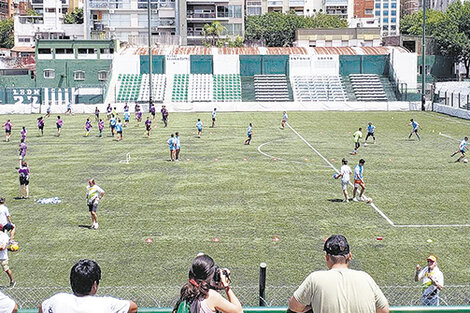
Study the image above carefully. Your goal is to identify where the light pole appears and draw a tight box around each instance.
[421,0,426,111]
[147,0,153,110]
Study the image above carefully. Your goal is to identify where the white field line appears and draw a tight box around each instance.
[286,122,470,228]
[119,152,131,164]
[439,132,459,141]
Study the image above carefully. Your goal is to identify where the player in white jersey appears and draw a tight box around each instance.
[335,158,353,202]
[211,108,217,128]
[365,122,376,144]
[281,112,288,129]
[451,136,468,163]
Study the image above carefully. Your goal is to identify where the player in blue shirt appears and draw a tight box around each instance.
[167,133,176,161]
[281,111,288,129]
[115,119,123,141]
[451,136,468,163]
[408,119,422,141]
[244,123,253,145]
[365,122,376,144]
[196,119,203,138]
[124,109,130,127]
[110,114,117,136]
[175,132,181,161]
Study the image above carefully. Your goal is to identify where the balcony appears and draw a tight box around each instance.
[158,19,176,27]
[19,16,44,24]
[289,0,304,6]
[267,1,283,6]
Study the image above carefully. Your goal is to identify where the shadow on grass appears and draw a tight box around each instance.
[327,198,345,203]
[78,225,92,229]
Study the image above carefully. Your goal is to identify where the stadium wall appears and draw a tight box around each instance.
[433,103,470,120]
[390,49,418,90]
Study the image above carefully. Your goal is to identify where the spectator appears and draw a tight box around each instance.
[86,179,105,230]
[0,199,15,241]
[40,259,137,313]
[173,254,243,313]
[288,234,389,313]
[0,224,15,288]
[0,290,17,312]
[415,255,444,306]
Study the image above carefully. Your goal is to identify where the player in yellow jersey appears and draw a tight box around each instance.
[352,127,363,155]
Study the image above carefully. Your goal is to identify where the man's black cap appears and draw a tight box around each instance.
[323,235,350,256]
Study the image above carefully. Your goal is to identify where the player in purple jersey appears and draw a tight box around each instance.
[145,117,152,138]
[37,116,45,136]
[3,119,12,142]
[161,105,168,127]
[18,139,27,166]
[18,160,30,199]
[20,127,26,141]
[150,104,156,121]
[85,118,92,137]
[106,104,112,120]
[56,116,63,136]
[98,119,104,137]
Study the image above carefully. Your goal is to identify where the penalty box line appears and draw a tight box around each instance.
[285,122,470,228]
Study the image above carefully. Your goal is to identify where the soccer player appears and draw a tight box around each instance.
[18,160,30,199]
[112,107,118,118]
[0,198,16,241]
[94,107,100,122]
[45,105,51,118]
[115,119,123,141]
[20,127,26,141]
[124,108,130,127]
[161,105,168,127]
[56,116,63,136]
[150,104,156,121]
[3,119,12,142]
[244,123,253,145]
[211,108,217,128]
[86,179,105,230]
[145,117,152,138]
[175,132,181,161]
[85,118,92,137]
[37,116,45,136]
[352,127,363,155]
[196,119,203,138]
[281,111,288,129]
[451,136,468,163]
[98,119,104,137]
[109,114,117,136]
[135,105,142,125]
[167,134,176,161]
[0,223,15,287]
[408,119,422,141]
[106,104,112,120]
[365,122,376,144]
[335,158,352,202]
[18,139,27,167]
[65,103,72,115]
[352,159,366,202]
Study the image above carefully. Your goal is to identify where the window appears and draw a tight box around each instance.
[43,69,55,79]
[18,37,31,42]
[383,10,388,15]
[45,8,55,12]
[55,48,73,54]
[391,17,396,22]
[74,71,85,80]
[391,3,396,8]
[375,10,380,15]
[98,71,108,81]
[38,48,52,54]
[383,25,388,30]
[247,6,261,15]
[383,3,388,8]
[365,9,373,14]
[228,5,242,18]
[375,3,380,8]
[78,48,96,54]
[100,48,114,54]
[383,17,388,22]
[391,10,396,15]
[391,25,396,30]
[217,6,228,18]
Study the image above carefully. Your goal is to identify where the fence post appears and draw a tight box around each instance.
[459,93,461,108]
[445,91,447,105]
[259,262,267,306]
[467,95,469,110]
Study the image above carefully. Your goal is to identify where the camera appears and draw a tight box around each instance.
[213,265,230,284]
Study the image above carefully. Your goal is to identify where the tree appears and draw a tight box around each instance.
[0,18,14,49]
[400,2,470,77]
[245,11,347,47]
[64,8,83,24]
[202,21,225,47]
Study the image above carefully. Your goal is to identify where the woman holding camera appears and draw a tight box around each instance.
[174,254,243,313]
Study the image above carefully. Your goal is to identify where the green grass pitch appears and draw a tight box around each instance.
[0,111,470,306]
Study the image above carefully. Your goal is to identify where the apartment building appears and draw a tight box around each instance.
[180,0,244,45]
[245,0,323,16]
[85,0,177,42]
[374,0,399,36]
[13,0,84,52]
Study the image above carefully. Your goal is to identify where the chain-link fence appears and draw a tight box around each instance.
[3,285,470,309]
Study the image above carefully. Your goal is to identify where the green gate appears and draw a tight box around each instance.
[190,55,213,74]
[240,56,262,76]
[140,55,165,74]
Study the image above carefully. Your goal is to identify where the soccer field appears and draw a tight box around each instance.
[1,110,470,307]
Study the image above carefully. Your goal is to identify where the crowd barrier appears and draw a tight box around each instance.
[433,103,470,120]
[16,306,470,313]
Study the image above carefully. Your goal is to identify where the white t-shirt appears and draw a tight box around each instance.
[0,291,15,313]
[418,266,444,296]
[0,205,10,227]
[340,165,352,183]
[0,232,9,261]
[42,293,131,313]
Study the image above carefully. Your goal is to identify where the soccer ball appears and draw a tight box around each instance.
[464,159,468,163]
[8,243,18,252]
[333,173,339,179]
